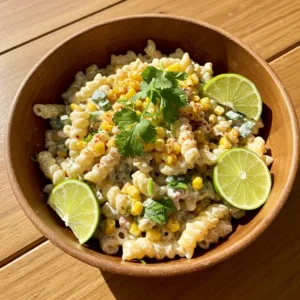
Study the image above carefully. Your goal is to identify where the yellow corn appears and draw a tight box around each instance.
[131,201,144,216]
[129,195,142,202]
[125,78,140,91]
[190,73,199,85]
[166,63,181,72]
[167,218,181,233]
[113,82,127,95]
[106,138,115,148]
[126,185,140,198]
[192,176,204,191]
[102,121,113,132]
[156,127,166,139]
[195,164,208,174]
[57,150,68,158]
[153,151,163,164]
[105,219,116,235]
[86,102,98,112]
[200,97,212,111]
[130,222,142,236]
[219,136,232,149]
[135,100,143,110]
[92,142,105,156]
[192,95,200,102]
[146,229,161,241]
[214,105,225,116]
[227,128,239,144]
[173,143,181,155]
[208,114,217,124]
[162,153,177,164]
[76,141,87,150]
[128,71,142,82]
[121,182,131,193]
[154,139,165,152]
[209,142,217,150]
[70,103,83,112]
[124,88,136,99]
[144,143,154,152]
[106,89,117,102]
[136,110,142,116]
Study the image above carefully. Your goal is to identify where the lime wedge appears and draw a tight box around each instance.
[203,73,262,120]
[48,179,99,244]
[213,148,271,210]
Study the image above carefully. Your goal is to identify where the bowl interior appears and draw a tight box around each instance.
[7,16,298,276]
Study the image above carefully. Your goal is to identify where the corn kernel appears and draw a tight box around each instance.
[129,195,142,202]
[136,110,142,116]
[131,201,143,216]
[195,164,208,174]
[113,82,127,95]
[106,89,118,102]
[173,143,181,155]
[192,176,204,191]
[92,142,105,156]
[162,153,177,164]
[219,136,232,149]
[125,88,136,99]
[190,73,199,85]
[214,105,225,116]
[104,219,116,235]
[125,78,140,91]
[70,103,83,111]
[121,182,131,193]
[192,95,200,102]
[156,127,166,139]
[128,71,142,82]
[130,222,142,236]
[227,128,239,144]
[209,142,217,150]
[57,150,68,158]
[154,139,165,152]
[200,97,212,111]
[144,143,154,152]
[102,122,113,132]
[86,102,98,112]
[135,100,143,109]
[106,138,115,148]
[167,218,181,233]
[153,151,162,164]
[146,229,161,241]
[126,185,140,198]
[208,114,217,124]
[166,63,181,72]
[76,141,87,150]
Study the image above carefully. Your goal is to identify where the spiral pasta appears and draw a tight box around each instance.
[178,204,229,258]
[144,39,162,59]
[131,170,158,197]
[99,234,119,255]
[159,155,189,176]
[84,147,120,185]
[122,238,186,260]
[37,151,65,185]
[106,186,131,215]
[33,104,66,119]
[197,218,232,249]
[111,51,137,65]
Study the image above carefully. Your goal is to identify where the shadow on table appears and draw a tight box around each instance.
[100,171,300,300]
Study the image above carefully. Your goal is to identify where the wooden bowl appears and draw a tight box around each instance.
[5,15,299,277]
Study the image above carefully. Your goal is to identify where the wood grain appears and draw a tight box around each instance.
[1,39,300,300]
[0,0,299,269]
[0,0,121,53]
[0,0,300,263]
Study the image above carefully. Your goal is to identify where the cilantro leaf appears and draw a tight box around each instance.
[142,66,162,83]
[138,119,157,143]
[158,197,177,212]
[140,259,146,265]
[131,90,148,102]
[115,125,143,158]
[154,71,173,90]
[143,200,169,225]
[113,108,140,130]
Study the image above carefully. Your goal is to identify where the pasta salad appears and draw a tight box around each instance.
[33,40,273,261]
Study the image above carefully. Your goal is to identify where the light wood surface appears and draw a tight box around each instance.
[1,0,300,266]
[1,0,300,298]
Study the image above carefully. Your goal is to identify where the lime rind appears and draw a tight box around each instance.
[213,148,271,210]
[203,73,262,121]
[48,179,99,244]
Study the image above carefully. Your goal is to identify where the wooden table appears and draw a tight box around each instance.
[0,0,299,299]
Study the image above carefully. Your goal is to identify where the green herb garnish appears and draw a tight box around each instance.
[91,90,112,111]
[113,66,188,158]
[140,259,146,265]
[166,175,189,190]
[142,197,176,225]
[147,178,154,196]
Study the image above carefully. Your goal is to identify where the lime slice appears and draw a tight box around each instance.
[213,148,271,210]
[48,179,99,244]
[203,73,262,120]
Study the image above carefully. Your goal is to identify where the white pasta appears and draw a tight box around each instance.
[99,234,119,255]
[144,39,162,59]
[111,51,137,65]
[132,171,159,197]
[106,186,130,215]
[33,104,66,119]
[159,155,189,176]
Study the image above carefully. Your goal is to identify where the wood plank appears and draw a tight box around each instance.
[1,47,300,300]
[0,0,121,53]
[1,0,300,264]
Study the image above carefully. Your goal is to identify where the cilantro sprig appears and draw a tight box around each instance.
[113,66,188,158]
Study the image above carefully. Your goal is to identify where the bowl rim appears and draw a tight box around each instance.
[5,14,300,277]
